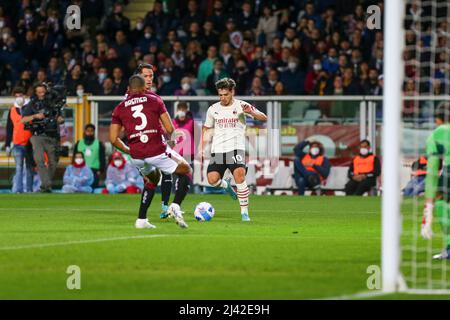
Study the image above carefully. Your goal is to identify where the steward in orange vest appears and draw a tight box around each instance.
[5,87,35,193]
[293,140,330,195]
[411,156,428,177]
[345,139,381,196]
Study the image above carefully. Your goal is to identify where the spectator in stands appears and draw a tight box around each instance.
[247,76,265,96]
[111,67,127,95]
[403,156,428,196]
[305,58,324,94]
[5,87,34,193]
[157,68,179,95]
[103,3,130,39]
[203,20,220,52]
[363,68,380,95]
[65,64,86,96]
[103,151,143,194]
[198,45,218,87]
[293,140,330,195]
[256,5,278,48]
[73,124,105,189]
[266,68,280,94]
[172,102,195,162]
[62,152,94,193]
[210,0,227,33]
[345,140,381,196]
[280,57,305,95]
[175,77,197,96]
[113,30,132,61]
[322,47,339,74]
[101,78,115,96]
[144,0,170,40]
[206,59,228,95]
[233,58,251,95]
[236,1,257,32]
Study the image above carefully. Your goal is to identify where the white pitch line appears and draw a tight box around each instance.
[0,234,172,251]
[318,290,392,300]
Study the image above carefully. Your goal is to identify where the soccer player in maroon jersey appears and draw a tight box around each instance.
[110,75,192,229]
[128,63,174,220]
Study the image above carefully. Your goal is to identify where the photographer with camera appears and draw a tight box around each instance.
[21,83,65,193]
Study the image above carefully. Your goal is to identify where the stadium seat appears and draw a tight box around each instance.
[322,166,349,193]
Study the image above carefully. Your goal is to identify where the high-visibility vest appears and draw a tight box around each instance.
[10,107,32,146]
[302,154,324,173]
[414,156,427,176]
[353,155,375,175]
[77,139,101,170]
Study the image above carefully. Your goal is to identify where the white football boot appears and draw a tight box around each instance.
[135,218,156,229]
[167,203,189,229]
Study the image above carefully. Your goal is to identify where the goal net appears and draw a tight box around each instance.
[384,0,450,293]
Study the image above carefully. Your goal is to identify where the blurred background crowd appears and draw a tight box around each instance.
[0,0,404,99]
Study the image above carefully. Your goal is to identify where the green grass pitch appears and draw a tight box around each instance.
[0,194,449,300]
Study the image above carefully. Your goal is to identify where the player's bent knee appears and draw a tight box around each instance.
[207,172,222,185]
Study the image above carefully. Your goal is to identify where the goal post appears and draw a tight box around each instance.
[382,0,405,293]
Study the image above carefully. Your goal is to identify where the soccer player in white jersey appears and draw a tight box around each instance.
[201,78,267,221]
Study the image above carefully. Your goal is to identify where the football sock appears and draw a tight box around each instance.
[211,179,228,189]
[138,185,156,219]
[173,174,191,205]
[161,173,172,206]
[435,200,450,247]
[236,181,249,214]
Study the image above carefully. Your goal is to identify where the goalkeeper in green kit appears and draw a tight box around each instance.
[421,102,450,259]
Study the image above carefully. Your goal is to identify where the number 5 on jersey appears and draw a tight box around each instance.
[131,104,147,131]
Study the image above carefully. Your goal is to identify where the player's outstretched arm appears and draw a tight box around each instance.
[109,123,130,154]
[241,103,268,121]
[160,112,175,135]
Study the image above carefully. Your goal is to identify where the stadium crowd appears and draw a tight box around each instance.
[1,0,391,99]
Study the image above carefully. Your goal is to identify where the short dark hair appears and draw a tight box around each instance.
[360,139,371,146]
[129,74,145,89]
[435,102,450,122]
[34,82,47,91]
[135,63,154,75]
[12,86,25,95]
[215,77,236,91]
[85,123,96,131]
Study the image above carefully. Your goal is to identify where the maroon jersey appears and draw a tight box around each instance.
[112,92,168,159]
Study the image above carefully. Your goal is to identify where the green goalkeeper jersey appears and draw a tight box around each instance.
[425,123,450,199]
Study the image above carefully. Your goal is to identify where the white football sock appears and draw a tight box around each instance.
[236,181,249,214]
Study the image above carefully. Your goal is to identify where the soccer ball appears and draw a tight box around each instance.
[194,202,215,221]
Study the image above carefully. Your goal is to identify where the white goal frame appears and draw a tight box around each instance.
[382,0,450,295]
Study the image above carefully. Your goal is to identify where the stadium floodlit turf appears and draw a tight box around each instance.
[0,194,449,300]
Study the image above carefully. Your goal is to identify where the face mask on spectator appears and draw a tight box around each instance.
[114,159,123,167]
[360,147,369,156]
[2,32,9,41]
[181,83,190,91]
[25,13,33,20]
[176,111,186,118]
[0,20,4,28]
[162,75,171,83]
[98,73,107,81]
[313,63,322,71]
[74,158,84,165]
[268,80,276,86]
[310,147,320,156]
[136,22,144,30]
[76,89,84,97]
[144,32,152,39]
[15,97,25,108]
[288,62,297,71]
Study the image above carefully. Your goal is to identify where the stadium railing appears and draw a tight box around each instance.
[1,95,447,190]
